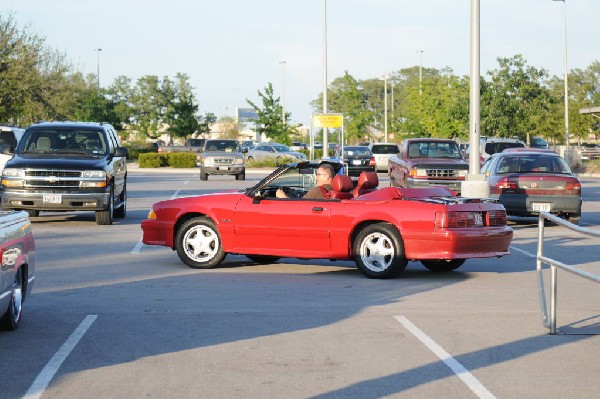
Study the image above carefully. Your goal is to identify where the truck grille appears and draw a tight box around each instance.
[426,169,459,178]
[213,157,235,164]
[22,169,86,189]
[26,170,81,178]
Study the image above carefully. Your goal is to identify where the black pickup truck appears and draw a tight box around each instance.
[0,121,128,225]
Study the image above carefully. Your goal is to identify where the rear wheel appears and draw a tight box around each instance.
[353,223,407,279]
[26,210,39,217]
[246,255,280,264]
[2,268,23,330]
[421,259,466,272]
[175,217,225,269]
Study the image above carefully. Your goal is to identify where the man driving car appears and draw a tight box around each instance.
[276,164,335,199]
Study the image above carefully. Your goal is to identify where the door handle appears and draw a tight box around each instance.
[312,207,324,212]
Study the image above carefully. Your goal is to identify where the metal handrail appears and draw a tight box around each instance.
[536,212,600,334]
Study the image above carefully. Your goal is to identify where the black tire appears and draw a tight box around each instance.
[114,182,127,219]
[421,259,466,272]
[247,156,254,163]
[236,173,246,181]
[200,167,208,181]
[567,215,580,225]
[2,268,23,330]
[246,255,280,264]
[96,187,114,225]
[175,217,225,269]
[26,210,39,217]
[353,223,407,279]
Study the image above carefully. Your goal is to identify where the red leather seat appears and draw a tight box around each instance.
[353,171,378,197]
[329,174,354,199]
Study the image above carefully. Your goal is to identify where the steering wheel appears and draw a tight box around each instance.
[277,186,299,198]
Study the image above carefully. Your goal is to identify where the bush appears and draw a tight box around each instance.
[167,152,197,168]
[245,156,298,168]
[138,153,165,168]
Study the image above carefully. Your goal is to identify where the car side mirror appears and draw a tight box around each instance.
[115,147,129,159]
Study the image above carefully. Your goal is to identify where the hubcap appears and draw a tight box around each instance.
[360,232,394,272]
[183,225,219,262]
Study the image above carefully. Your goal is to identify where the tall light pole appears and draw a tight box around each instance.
[383,74,388,142]
[279,60,286,126]
[322,0,329,155]
[417,50,424,95]
[94,48,102,94]
[553,0,569,165]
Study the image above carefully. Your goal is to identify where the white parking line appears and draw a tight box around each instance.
[24,315,98,399]
[509,245,536,258]
[131,240,144,254]
[394,315,496,399]
[171,190,180,199]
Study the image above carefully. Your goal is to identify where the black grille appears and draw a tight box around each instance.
[426,169,458,178]
[26,180,80,187]
[25,170,81,177]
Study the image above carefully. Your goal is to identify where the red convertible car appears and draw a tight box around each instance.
[141,161,512,279]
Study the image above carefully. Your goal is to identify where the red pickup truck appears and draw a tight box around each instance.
[388,138,469,194]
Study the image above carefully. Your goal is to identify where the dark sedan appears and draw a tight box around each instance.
[481,149,582,224]
[336,146,376,177]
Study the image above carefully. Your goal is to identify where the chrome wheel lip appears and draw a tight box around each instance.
[359,232,394,272]
[182,225,219,263]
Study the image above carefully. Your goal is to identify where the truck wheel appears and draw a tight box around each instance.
[26,210,40,217]
[2,268,23,330]
[200,167,208,181]
[96,187,114,225]
[236,172,245,180]
[175,217,225,269]
[353,223,407,279]
[421,259,465,272]
[114,182,127,218]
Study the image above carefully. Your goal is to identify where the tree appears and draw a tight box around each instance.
[246,82,292,144]
[164,73,199,140]
[196,112,217,137]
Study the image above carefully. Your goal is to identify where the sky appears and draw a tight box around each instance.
[3,0,599,127]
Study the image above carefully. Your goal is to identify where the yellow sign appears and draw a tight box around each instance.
[312,113,343,128]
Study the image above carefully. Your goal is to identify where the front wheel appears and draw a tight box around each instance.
[95,187,114,225]
[421,259,465,272]
[353,223,407,279]
[175,217,225,269]
[236,172,246,181]
[2,268,23,330]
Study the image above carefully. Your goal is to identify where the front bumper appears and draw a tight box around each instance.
[202,166,245,175]
[407,178,463,193]
[0,190,110,211]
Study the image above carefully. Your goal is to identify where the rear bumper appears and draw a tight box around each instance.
[403,226,513,260]
[492,193,582,216]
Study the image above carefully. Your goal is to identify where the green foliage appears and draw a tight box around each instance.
[138,153,165,168]
[167,152,197,168]
[246,82,294,144]
[245,156,297,168]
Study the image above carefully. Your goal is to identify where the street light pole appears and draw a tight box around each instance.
[384,74,388,142]
[553,0,569,165]
[94,48,102,94]
[279,60,286,126]
[322,0,328,156]
[417,50,424,95]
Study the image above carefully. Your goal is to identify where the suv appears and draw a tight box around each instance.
[0,121,128,225]
[368,142,400,172]
[198,139,245,180]
[469,137,525,163]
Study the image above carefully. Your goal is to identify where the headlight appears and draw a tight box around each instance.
[82,170,106,178]
[234,158,244,165]
[204,157,215,166]
[2,168,25,177]
[1,178,24,188]
[458,170,468,177]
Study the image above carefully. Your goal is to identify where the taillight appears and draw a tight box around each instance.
[486,210,507,226]
[496,177,517,190]
[369,157,376,166]
[435,211,483,228]
[566,181,581,191]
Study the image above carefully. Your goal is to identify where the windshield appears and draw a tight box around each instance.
[17,129,107,155]
[495,155,571,174]
[371,145,399,154]
[408,142,462,159]
[269,167,316,190]
[343,147,371,156]
[205,140,240,152]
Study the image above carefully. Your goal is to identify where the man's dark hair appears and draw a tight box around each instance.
[318,163,335,179]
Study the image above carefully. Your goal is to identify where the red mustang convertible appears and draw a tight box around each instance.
[141,161,513,279]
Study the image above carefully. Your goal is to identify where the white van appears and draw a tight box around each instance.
[0,125,26,172]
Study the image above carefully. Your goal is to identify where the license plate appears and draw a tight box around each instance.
[532,202,551,212]
[218,166,229,171]
[352,160,362,165]
[43,193,62,204]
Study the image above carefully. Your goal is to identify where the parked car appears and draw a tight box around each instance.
[141,161,512,279]
[0,210,35,330]
[530,137,549,149]
[368,142,400,172]
[290,141,307,151]
[481,149,581,224]
[469,137,525,163]
[0,125,25,173]
[246,143,307,163]
[0,121,128,225]
[335,146,376,177]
